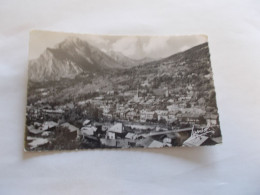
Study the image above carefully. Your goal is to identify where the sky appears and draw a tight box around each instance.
[29,30,208,60]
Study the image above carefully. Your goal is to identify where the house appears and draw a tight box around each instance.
[183,135,208,147]
[106,123,124,139]
[167,99,175,103]
[91,98,104,106]
[41,131,51,136]
[125,132,138,140]
[81,126,97,136]
[167,104,179,112]
[165,87,169,97]
[106,131,116,139]
[101,105,110,113]
[124,90,136,97]
[178,103,186,108]
[60,122,79,132]
[27,125,42,134]
[83,119,91,126]
[118,110,126,119]
[42,109,64,118]
[95,96,104,100]
[168,112,177,122]
[148,140,164,148]
[108,123,123,133]
[141,80,150,87]
[205,114,218,126]
[103,112,113,119]
[140,110,155,122]
[116,104,126,118]
[144,98,155,105]
[116,139,131,148]
[100,138,117,147]
[27,121,58,134]
[178,96,192,101]
[163,137,172,144]
[41,121,58,131]
[116,104,124,111]
[107,90,114,95]
[136,137,154,147]
[125,110,137,121]
[155,110,168,121]
[66,102,74,109]
[177,113,200,125]
[182,126,214,147]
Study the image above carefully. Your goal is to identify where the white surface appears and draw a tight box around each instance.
[0,0,260,194]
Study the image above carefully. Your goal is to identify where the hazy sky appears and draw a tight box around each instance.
[29,30,208,60]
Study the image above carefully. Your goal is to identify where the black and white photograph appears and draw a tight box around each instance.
[3,1,260,194]
[25,30,222,151]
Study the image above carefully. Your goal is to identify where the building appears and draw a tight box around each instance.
[106,90,114,95]
[125,110,137,121]
[148,140,164,148]
[155,110,169,121]
[106,123,124,139]
[27,121,58,134]
[83,119,91,126]
[168,112,177,123]
[125,132,138,140]
[81,126,97,136]
[42,109,64,118]
[140,110,155,122]
[165,87,169,98]
[103,113,113,119]
[106,131,116,139]
[141,80,150,87]
[177,113,200,125]
[178,95,192,101]
[167,104,179,112]
[205,114,218,126]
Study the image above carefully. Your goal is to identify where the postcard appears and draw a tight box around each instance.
[25,30,222,151]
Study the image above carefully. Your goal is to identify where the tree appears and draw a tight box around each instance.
[159,118,167,125]
[93,107,100,122]
[153,112,158,121]
[198,115,206,125]
[208,91,217,107]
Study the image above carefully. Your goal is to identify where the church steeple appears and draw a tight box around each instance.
[134,86,140,102]
[165,86,169,98]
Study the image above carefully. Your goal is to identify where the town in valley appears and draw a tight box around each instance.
[25,33,222,151]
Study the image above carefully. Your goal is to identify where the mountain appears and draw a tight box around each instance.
[105,50,138,68]
[133,42,210,75]
[106,50,155,68]
[27,42,215,109]
[119,42,212,92]
[28,36,208,83]
[136,57,155,65]
[28,37,123,82]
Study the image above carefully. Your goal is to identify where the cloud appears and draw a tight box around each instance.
[180,45,190,52]
[29,31,208,60]
[143,37,170,58]
[112,37,138,57]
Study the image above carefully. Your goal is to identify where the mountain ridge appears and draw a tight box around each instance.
[29,37,131,81]
[28,37,208,82]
